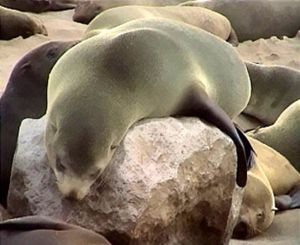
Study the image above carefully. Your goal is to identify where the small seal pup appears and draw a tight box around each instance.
[0,215,111,245]
[0,6,47,40]
[83,6,238,45]
[248,99,300,171]
[0,40,79,208]
[46,18,254,200]
[180,0,300,41]
[233,137,300,239]
[243,62,300,126]
[73,0,192,24]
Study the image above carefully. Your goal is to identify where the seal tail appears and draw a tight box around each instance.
[173,84,255,187]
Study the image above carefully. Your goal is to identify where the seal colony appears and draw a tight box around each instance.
[46,18,254,200]
[83,6,238,45]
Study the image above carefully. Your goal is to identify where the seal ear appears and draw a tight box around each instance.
[20,62,31,72]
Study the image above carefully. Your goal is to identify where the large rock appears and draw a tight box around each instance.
[8,116,242,245]
[0,204,10,221]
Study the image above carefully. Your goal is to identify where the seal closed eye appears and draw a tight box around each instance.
[46,18,254,200]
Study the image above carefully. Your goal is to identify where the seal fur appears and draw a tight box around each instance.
[46,18,254,200]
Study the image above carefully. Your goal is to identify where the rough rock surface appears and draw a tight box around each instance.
[8,116,242,245]
[0,204,10,221]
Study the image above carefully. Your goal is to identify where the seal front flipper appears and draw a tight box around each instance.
[289,184,300,209]
[172,84,254,187]
[275,195,292,211]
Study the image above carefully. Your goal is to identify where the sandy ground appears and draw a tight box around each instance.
[0,8,299,244]
[0,10,86,92]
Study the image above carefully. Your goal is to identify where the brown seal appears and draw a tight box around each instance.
[180,0,300,41]
[0,6,47,40]
[233,137,300,239]
[0,0,78,13]
[46,18,253,200]
[0,40,79,207]
[0,215,111,245]
[83,6,238,45]
[248,99,300,172]
[243,62,300,126]
[73,0,193,24]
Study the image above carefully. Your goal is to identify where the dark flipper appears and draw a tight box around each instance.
[275,184,300,210]
[289,184,300,209]
[172,85,254,187]
[275,195,292,211]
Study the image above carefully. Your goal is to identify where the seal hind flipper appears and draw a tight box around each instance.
[0,216,72,231]
[172,85,254,187]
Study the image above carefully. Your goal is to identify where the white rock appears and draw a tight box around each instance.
[8,116,242,245]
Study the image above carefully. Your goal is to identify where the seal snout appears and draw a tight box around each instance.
[65,189,83,201]
[233,221,249,239]
[57,178,90,201]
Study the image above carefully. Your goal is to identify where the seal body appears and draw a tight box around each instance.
[248,100,300,172]
[0,6,47,40]
[234,137,300,239]
[73,0,191,24]
[0,216,111,245]
[244,62,300,126]
[83,6,238,45]
[0,0,78,13]
[0,40,78,207]
[46,18,253,200]
[180,0,300,41]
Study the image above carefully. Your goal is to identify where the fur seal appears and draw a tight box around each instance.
[0,216,111,245]
[180,0,300,41]
[233,137,300,239]
[0,40,79,208]
[0,6,47,40]
[243,62,300,126]
[46,18,254,200]
[83,6,238,45]
[0,0,79,13]
[247,100,300,172]
[72,0,192,24]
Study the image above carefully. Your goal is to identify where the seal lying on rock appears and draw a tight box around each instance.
[46,18,254,200]
[73,0,193,24]
[0,6,47,40]
[243,62,300,126]
[0,0,79,13]
[248,100,300,172]
[233,137,300,239]
[180,0,300,41]
[0,40,79,208]
[0,216,111,245]
[83,6,238,45]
